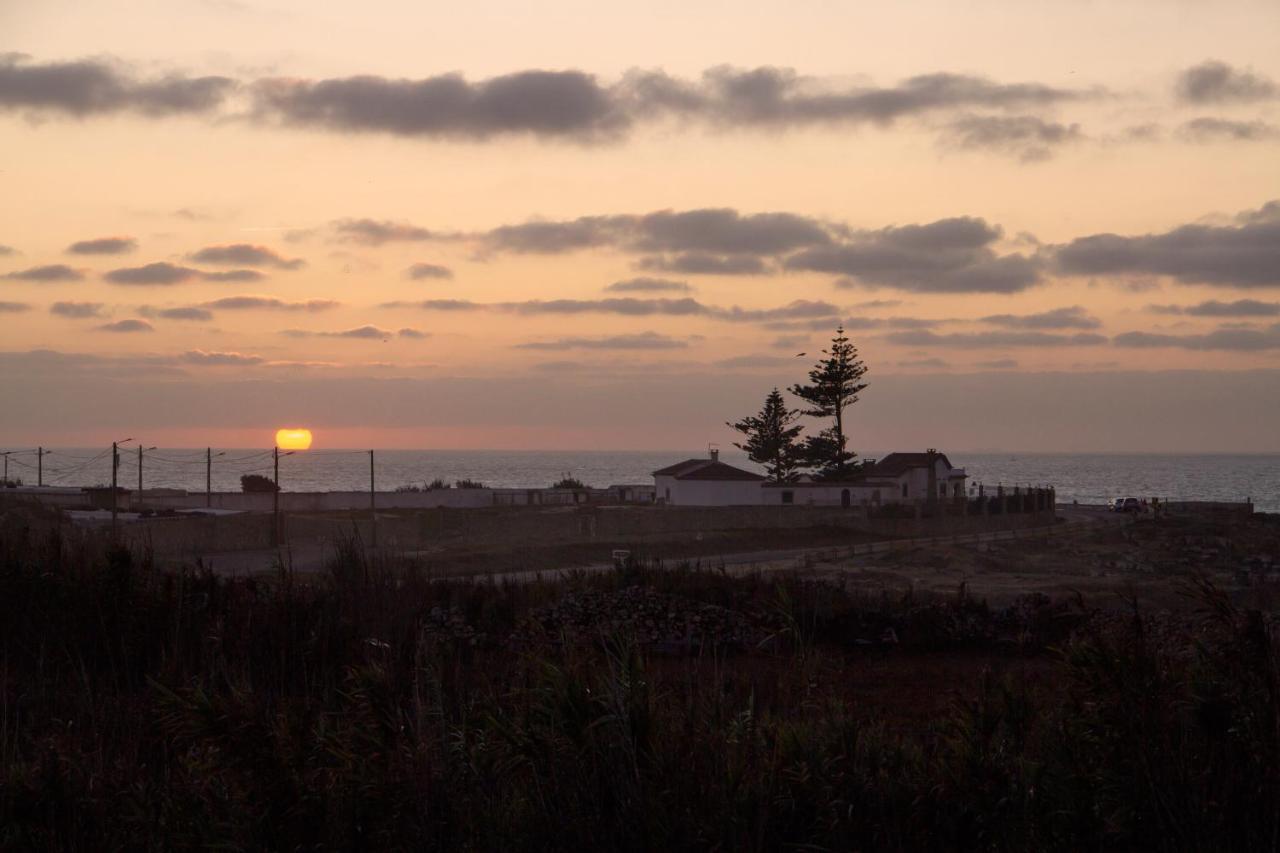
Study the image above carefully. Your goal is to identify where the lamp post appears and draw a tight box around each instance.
[111,438,133,539]
[137,445,157,496]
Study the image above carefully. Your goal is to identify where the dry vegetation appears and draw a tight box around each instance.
[2,507,1279,850]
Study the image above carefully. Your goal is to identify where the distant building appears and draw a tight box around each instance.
[653,450,765,505]
[863,452,967,501]
[654,449,967,507]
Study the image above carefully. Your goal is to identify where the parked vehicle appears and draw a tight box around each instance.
[1117,497,1143,513]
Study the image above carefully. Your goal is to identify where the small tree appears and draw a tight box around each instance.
[552,477,587,490]
[240,473,278,493]
[790,326,868,478]
[727,388,804,483]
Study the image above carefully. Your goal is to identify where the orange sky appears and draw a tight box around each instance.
[1,0,1278,450]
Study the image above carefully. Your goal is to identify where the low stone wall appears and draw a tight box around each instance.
[92,497,1058,558]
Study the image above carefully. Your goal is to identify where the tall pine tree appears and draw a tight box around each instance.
[726,388,804,483]
[790,326,869,478]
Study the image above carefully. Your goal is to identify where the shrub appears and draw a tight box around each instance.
[552,477,587,490]
[454,478,485,489]
[240,473,278,493]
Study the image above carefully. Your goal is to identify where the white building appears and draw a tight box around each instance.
[654,450,967,507]
[861,452,967,501]
[653,451,765,505]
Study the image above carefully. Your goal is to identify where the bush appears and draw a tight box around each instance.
[454,478,485,489]
[552,477,587,490]
[240,473,278,493]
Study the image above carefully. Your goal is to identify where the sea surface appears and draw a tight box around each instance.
[6,449,1278,512]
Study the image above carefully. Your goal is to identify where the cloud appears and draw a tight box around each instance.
[51,301,104,318]
[847,297,905,308]
[886,330,1107,348]
[406,262,453,280]
[604,277,692,293]
[390,295,838,324]
[95,318,153,333]
[1148,299,1280,318]
[139,305,214,321]
[254,69,626,141]
[0,54,234,117]
[283,325,393,339]
[180,349,264,366]
[201,269,266,282]
[201,295,339,312]
[1178,117,1278,142]
[3,264,84,282]
[332,218,440,245]
[940,114,1081,162]
[770,335,807,349]
[504,297,709,316]
[975,358,1018,369]
[67,236,137,255]
[897,357,949,369]
[1,57,1096,150]
[1054,200,1280,288]
[188,243,304,268]
[786,217,1042,293]
[383,298,483,311]
[1113,325,1280,351]
[636,253,772,275]
[711,299,839,323]
[0,244,15,256]
[398,327,429,339]
[0,300,29,313]
[483,208,831,258]
[103,262,202,285]
[100,263,266,285]
[458,207,1041,292]
[622,66,1088,128]
[980,306,1101,330]
[1177,60,1277,104]
[516,331,690,351]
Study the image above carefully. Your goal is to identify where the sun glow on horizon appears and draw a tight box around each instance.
[275,428,313,451]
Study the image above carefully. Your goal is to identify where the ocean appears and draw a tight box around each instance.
[5,448,1278,512]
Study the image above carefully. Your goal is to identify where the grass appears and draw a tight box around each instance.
[2,518,1279,851]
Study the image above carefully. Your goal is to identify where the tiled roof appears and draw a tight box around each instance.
[653,459,765,481]
[865,452,953,476]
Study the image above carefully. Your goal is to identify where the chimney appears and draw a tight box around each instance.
[709,446,719,462]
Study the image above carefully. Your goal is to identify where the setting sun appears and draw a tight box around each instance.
[275,428,313,451]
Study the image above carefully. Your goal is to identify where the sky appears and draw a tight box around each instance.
[1,0,1279,451]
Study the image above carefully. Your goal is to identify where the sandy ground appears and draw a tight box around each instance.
[180,505,1277,615]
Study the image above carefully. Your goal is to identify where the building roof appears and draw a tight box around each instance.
[864,452,954,476]
[653,459,765,481]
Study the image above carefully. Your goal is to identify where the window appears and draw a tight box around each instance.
[781,491,794,505]
[665,488,670,500]
[902,483,909,498]
[940,484,947,498]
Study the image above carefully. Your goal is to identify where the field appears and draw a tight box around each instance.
[2,506,1279,850]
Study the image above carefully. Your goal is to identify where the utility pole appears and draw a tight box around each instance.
[369,449,376,552]
[37,446,43,487]
[2,452,8,484]
[273,445,280,548]
[137,445,143,494]
[206,447,212,508]
[111,441,119,539]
